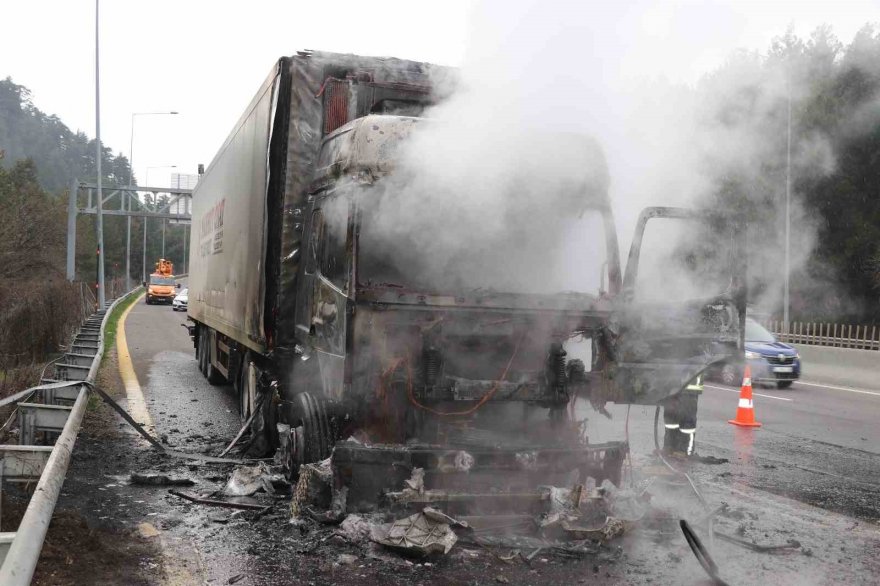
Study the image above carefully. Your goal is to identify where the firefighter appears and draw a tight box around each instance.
[662,374,703,456]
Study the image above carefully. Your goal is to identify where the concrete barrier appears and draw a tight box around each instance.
[793,344,880,390]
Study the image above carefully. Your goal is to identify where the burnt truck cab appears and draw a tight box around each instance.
[278,115,745,510]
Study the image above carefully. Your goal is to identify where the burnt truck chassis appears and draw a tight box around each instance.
[333,441,627,515]
[276,304,633,513]
[269,204,744,515]
[290,300,633,513]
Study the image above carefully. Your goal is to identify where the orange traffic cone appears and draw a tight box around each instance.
[728,365,762,427]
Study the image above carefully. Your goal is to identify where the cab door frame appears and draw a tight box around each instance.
[609,206,747,405]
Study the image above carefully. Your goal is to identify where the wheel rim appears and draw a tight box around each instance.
[721,365,737,385]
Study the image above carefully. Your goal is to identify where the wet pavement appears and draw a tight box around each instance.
[43,292,880,584]
[583,377,880,524]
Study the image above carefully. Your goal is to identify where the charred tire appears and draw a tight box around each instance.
[284,392,333,480]
[719,363,740,386]
[777,380,793,389]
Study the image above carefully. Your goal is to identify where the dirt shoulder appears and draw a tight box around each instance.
[14,347,168,585]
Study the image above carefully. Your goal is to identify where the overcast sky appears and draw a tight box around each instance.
[1,1,877,188]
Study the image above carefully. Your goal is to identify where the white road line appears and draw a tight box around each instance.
[703,384,793,402]
[796,380,880,397]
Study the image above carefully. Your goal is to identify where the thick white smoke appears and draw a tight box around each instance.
[355,1,851,312]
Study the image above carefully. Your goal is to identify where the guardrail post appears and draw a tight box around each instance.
[0,286,141,583]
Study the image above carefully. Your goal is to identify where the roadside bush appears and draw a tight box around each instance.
[0,280,93,398]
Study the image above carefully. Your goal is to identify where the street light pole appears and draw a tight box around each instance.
[146,165,176,261]
[129,112,178,187]
[94,0,105,308]
[784,73,792,335]
[129,111,178,291]
[142,203,147,283]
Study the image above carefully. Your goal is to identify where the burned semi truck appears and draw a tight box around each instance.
[188,50,746,508]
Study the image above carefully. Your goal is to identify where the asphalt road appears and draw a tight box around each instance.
[112,298,880,585]
[701,378,880,453]
[122,285,240,451]
[583,374,880,522]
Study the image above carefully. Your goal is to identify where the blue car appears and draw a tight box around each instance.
[715,318,801,389]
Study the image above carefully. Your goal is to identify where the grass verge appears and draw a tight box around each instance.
[101,289,145,357]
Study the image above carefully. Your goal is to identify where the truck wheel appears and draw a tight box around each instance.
[720,363,740,386]
[284,392,333,480]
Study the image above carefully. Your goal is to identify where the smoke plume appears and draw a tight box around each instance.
[346,1,838,312]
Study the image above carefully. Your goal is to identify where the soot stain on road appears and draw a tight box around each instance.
[145,350,239,453]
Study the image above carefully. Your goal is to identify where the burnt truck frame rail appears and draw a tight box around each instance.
[0,290,138,585]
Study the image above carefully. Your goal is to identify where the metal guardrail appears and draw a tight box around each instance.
[0,287,140,585]
[762,320,880,351]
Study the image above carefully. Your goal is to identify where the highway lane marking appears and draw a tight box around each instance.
[796,380,880,397]
[117,293,156,432]
[704,384,793,402]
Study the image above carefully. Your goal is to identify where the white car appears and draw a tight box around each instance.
[172,288,188,311]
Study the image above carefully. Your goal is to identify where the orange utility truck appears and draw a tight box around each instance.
[144,259,179,305]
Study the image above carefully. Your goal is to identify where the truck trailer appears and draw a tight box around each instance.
[188,50,746,508]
